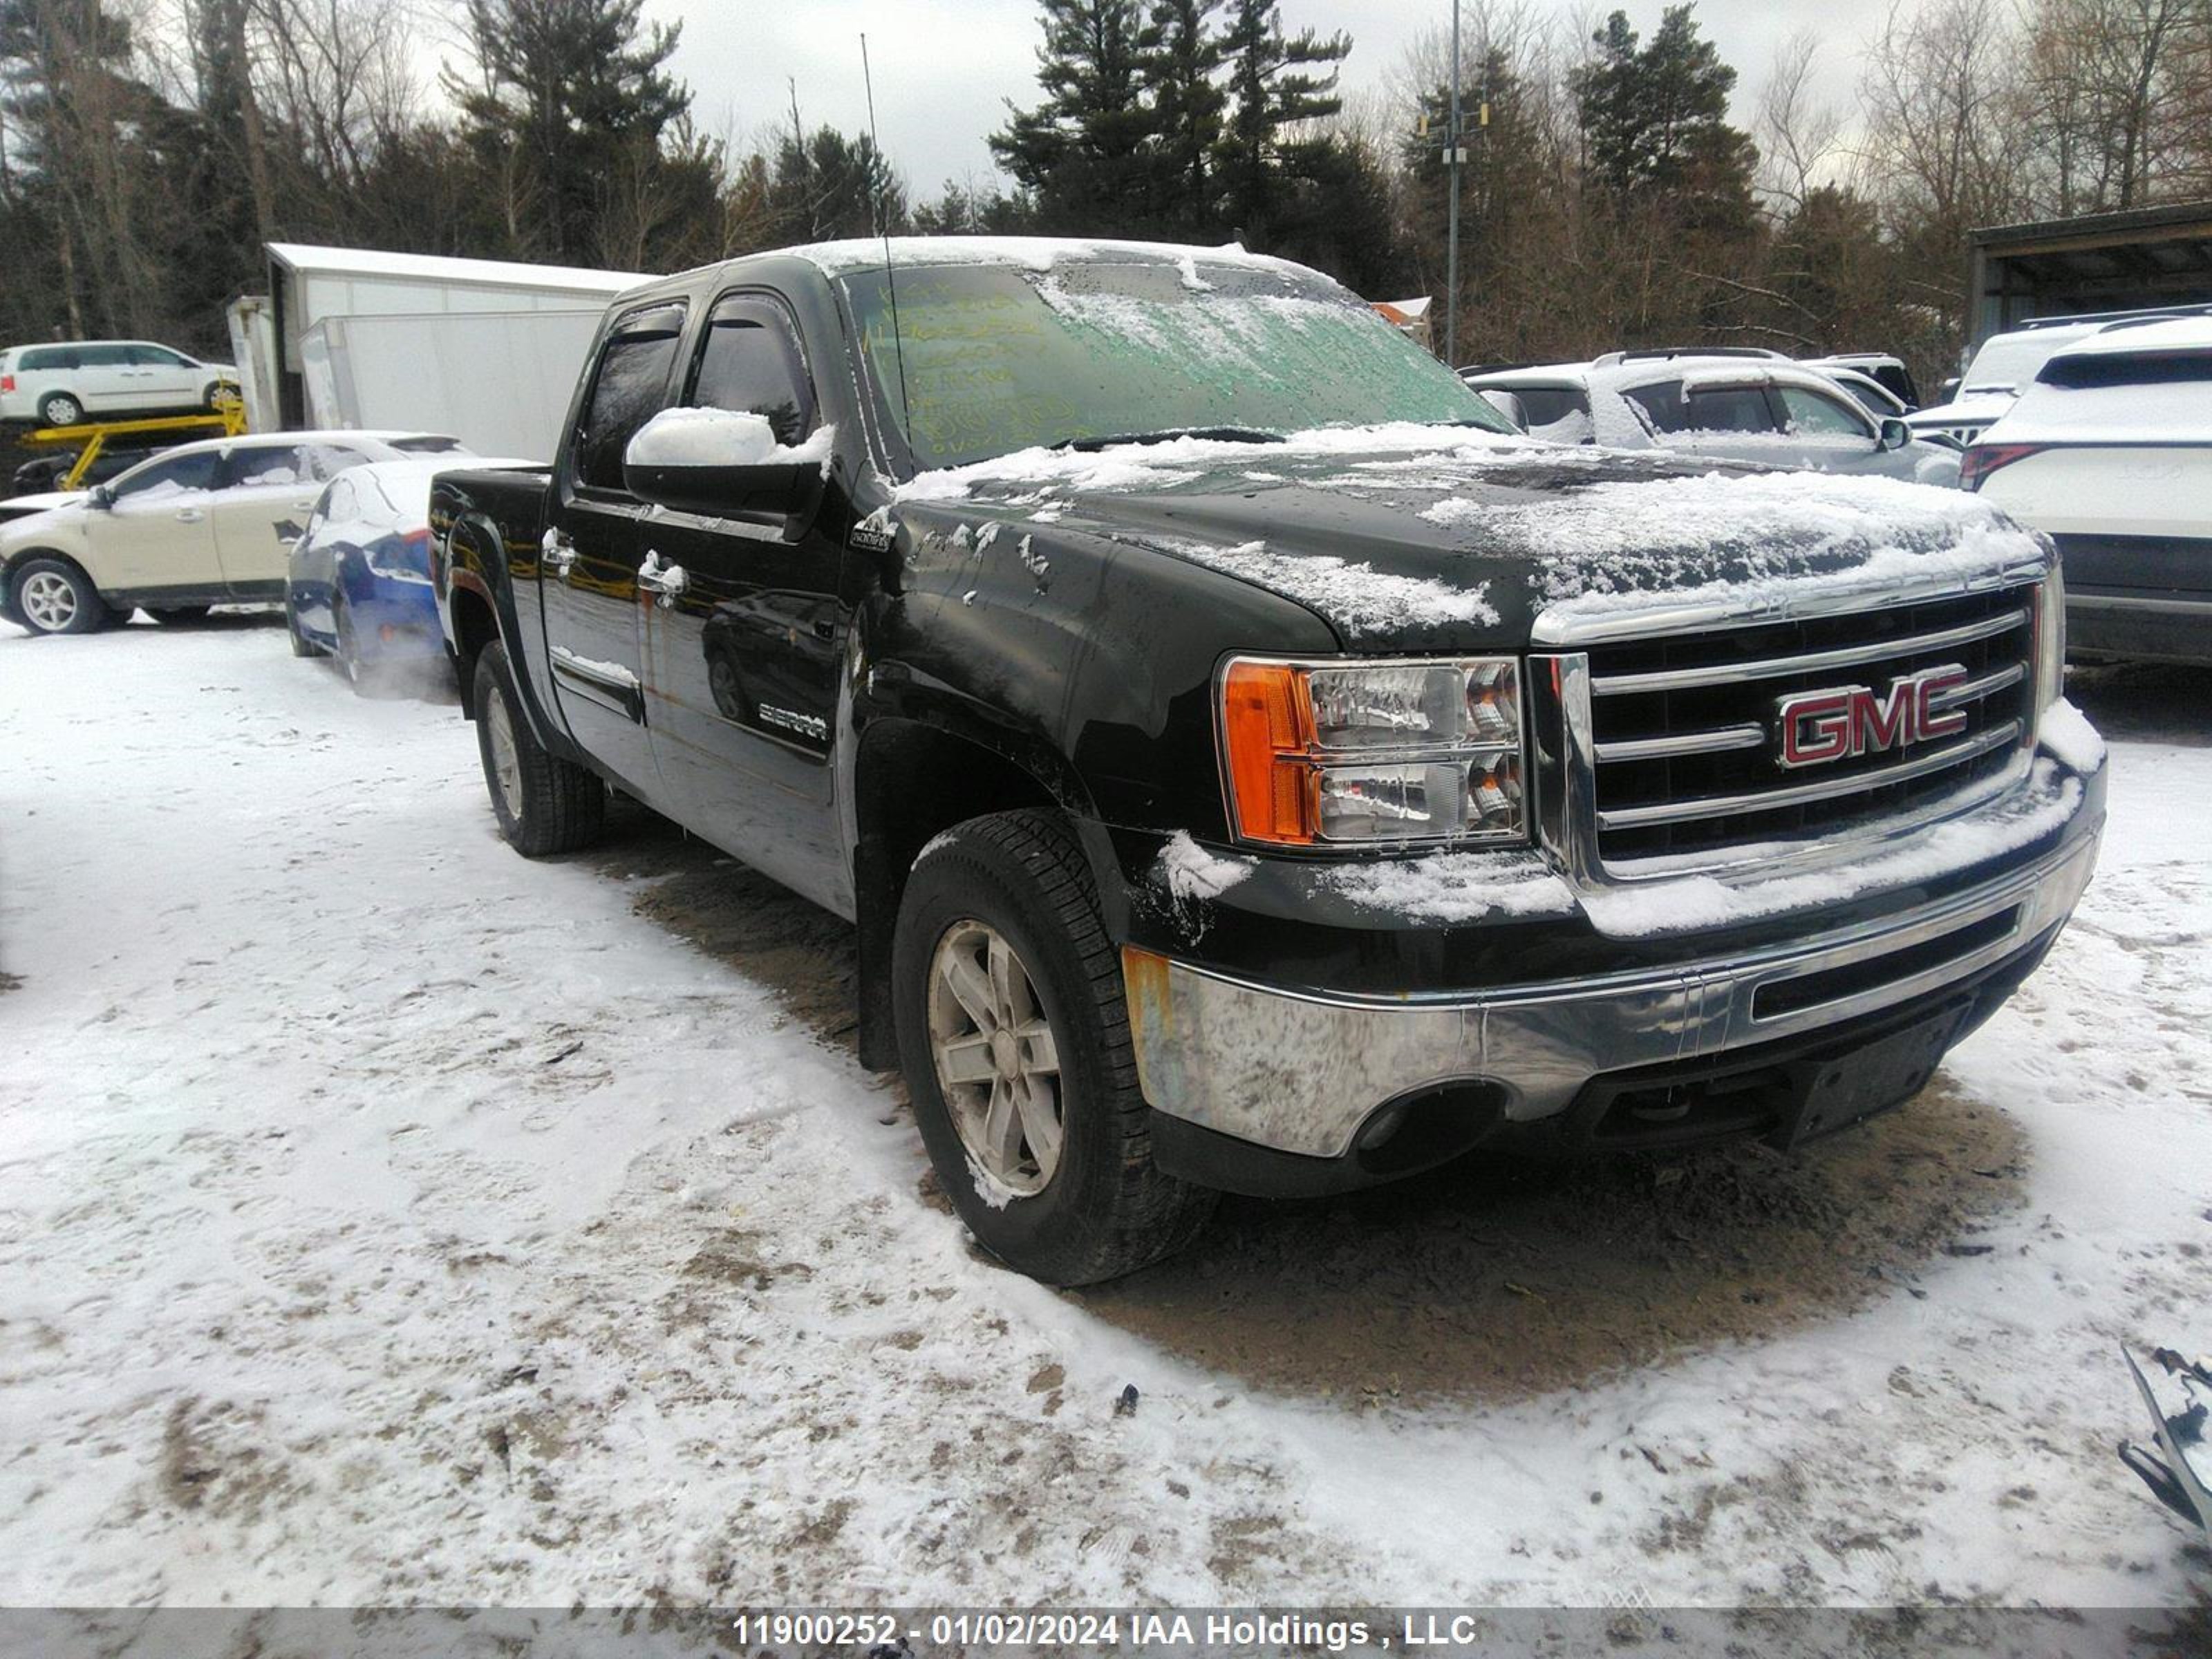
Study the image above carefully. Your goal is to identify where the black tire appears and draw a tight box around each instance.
[471,638,605,856]
[149,605,209,626]
[332,588,366,689]
[37,392,82,427]
[203,381,232,412]
[10,556,105,635]
[892,809,1217,1285]
[283,589,317,657]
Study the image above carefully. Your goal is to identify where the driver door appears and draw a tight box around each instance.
[91,449,224,593]
[638,290,852,912]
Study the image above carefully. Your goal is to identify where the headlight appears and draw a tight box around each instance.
[1218,656,1526,847]
[2035,563,2065,715]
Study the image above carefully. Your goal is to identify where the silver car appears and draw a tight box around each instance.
[1465,352,1962,486]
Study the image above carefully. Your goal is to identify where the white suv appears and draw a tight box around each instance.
[1965,317,2212,666]
[0,429,466,635]
[0,340,240,429]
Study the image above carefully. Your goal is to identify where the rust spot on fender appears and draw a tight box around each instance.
[1121,946,1174,1100]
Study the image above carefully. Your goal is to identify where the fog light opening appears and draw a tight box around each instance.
[1352,1082,1508,1177]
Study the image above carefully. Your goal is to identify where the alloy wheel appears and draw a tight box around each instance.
[19,571,79,632]
[926,919,1065,1196]
[483,682,523,822]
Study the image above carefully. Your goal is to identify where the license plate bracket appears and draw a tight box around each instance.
[1768,1003,1968,1150]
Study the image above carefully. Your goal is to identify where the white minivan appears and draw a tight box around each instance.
[0,340,240,429]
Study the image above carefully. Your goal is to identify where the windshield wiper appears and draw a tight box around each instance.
[1052,427,1286,452]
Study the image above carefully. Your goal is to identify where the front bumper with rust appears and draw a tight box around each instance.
[1123,778,2101,1196]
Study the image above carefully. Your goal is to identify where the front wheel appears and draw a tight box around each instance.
[283,588,317,656]
[12,558,106,635]
[892,810,1217,1285]
[471,639,605,856]
[37,392,82,427]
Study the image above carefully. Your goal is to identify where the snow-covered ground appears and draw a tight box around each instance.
[1,618,2206,1633]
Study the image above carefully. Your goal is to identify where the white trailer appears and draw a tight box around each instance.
[297,309,607,462]
[256,244,646,459]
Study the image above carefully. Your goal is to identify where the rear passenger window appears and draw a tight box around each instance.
[574,303,686,492]
[235,446,310,487]
[77,344,131,368]
[1682,386,1779,433]
[23,346,80,371]
[688,297,814,445]
[1515,386,1590,429]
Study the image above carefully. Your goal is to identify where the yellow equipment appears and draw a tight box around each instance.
[18,395,248,490]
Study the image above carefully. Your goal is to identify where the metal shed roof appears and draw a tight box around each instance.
[265,243,647,294]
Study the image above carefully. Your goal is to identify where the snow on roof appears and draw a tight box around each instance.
[1376,295,1432,319]
[790,235,1313,281]
[267,243,646,294]
[2045,315,2212,359]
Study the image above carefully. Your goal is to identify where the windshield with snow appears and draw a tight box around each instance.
[837,258,1509,471]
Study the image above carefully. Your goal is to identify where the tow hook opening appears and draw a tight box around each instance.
[1353,1082,1508,1177]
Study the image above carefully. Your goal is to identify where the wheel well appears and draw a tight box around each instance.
[7,547,95,587]
[449,586,498,718]
[850,719,1067,1070]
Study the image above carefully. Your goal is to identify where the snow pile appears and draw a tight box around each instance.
[1156,830,1255,903]
[2038,697,2107,774]
[626,407,836,476]
[1163,537,1499,632]
[1321,847,1575,925]
[1582,760,2090,937]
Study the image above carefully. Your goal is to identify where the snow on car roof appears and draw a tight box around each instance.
[2042,314,2212,359]
[790,235,1318,281]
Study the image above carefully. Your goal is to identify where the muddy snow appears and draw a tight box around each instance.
[1,619,2207,1629]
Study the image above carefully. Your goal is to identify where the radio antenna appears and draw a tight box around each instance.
[860,34,912,438]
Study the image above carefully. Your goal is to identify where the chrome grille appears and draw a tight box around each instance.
[1582,587,2038,866]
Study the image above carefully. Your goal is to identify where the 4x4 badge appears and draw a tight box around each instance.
[1775,664,1971,768]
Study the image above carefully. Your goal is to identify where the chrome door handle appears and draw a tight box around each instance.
[635,551,688,608]
[541,528,577,580]
[175,508,205,523]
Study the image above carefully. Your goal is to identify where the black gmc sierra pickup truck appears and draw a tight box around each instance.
[431,237,2104,1285]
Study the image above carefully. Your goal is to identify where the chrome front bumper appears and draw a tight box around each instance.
[1125,825,2100,1161]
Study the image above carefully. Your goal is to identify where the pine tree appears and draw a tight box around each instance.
[989,0,1157,232]
[769,122,907,243]
[447,0,691,264]
[1139,0,1226,234]
[1214,0,1349,240]
[1572,4,1756,235]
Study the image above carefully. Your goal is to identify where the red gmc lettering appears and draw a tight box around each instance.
[1777,665,1971,769]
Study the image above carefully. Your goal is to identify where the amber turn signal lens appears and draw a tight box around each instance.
[1220,659,1315,844]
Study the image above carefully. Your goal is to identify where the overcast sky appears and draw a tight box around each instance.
[567,0,1931,196]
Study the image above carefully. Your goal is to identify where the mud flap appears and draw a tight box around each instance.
[2119,1346,2211,1539]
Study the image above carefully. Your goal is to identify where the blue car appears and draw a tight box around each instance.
[285,456,498,690]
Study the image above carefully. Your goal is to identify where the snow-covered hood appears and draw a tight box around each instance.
[0,491,87,538]
[1907,392,2017,433]
[897,428,2050,649]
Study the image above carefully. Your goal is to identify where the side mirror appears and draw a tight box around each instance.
[87,485,115,510]
[624,408,828,521]
[1878,418,1913,451]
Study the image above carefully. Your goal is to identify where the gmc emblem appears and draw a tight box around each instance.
[1775,664,1970,769]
